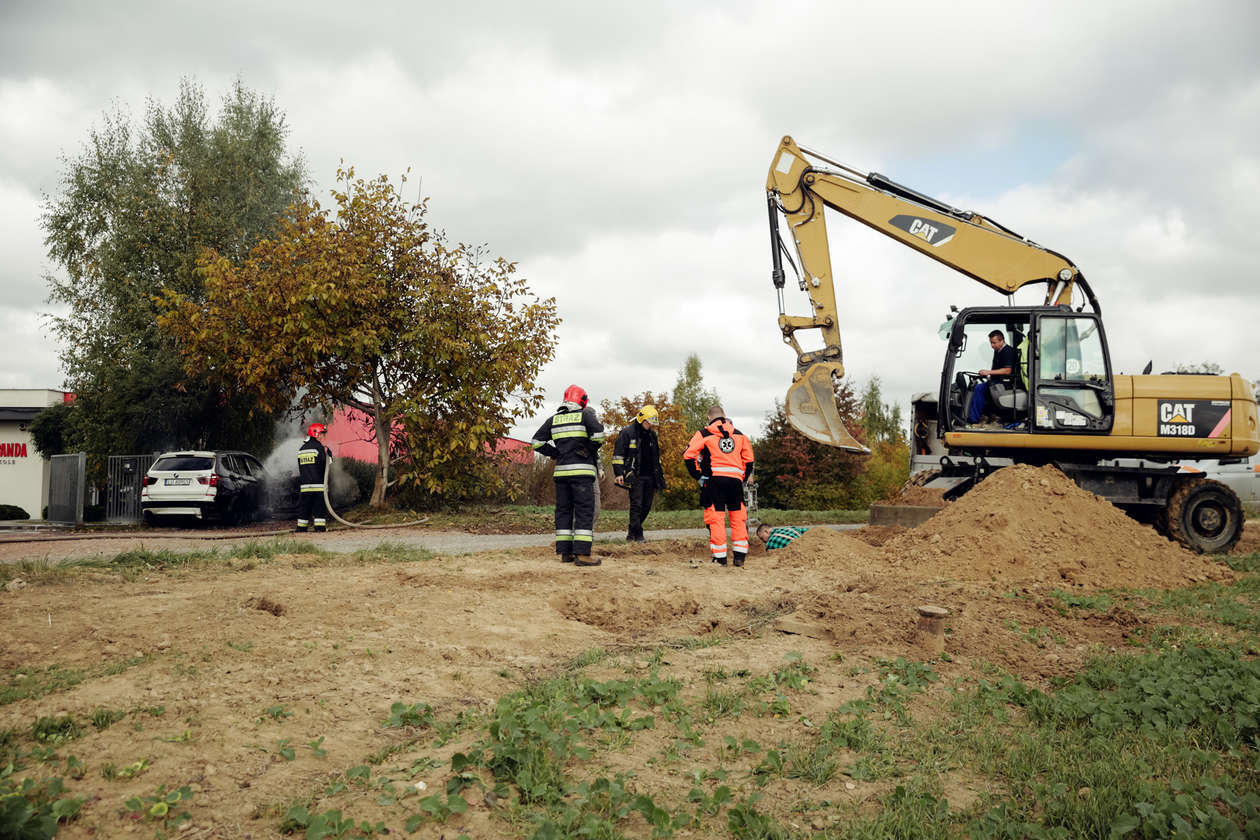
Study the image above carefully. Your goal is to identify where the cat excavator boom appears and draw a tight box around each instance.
[766,135,1097,450]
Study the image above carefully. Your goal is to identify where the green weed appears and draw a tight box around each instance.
[383,701,434,730]
[0,772,83,839]
[89,707,125,731]
[121,784,193,830]
[702,685,744,720]
[264,704,293,722]
[32,716,81,745]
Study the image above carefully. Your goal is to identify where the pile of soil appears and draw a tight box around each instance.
[885,484,948,507]
[770,528,879,571]
[771,464,1227,591]
[876,464,1231,589]
[764,464,1235,676]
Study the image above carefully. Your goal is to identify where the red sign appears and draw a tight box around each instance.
[0,443,28,458]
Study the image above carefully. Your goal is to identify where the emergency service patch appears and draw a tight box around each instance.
[719,438,736,453]
[1156,400,1231,438]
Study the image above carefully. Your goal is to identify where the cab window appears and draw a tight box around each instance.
[1037,316,1107,383]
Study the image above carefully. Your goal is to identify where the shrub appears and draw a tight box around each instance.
[0,504,30,521]
[494,456,554,506]
[338,457,376,505]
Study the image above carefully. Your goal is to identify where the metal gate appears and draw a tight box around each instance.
[107,454,155,523]
[47,453,86,524]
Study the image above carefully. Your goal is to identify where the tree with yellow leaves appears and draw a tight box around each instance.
[160,166,559,507]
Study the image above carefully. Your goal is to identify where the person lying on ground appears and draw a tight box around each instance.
[755,524,809,551]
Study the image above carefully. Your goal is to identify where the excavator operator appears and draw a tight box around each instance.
[683,405,756,567]
[968,330,1017,424]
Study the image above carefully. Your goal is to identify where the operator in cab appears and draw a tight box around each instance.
[968,330,1017,424]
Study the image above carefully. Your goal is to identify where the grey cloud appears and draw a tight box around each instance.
[4,0,1258,409]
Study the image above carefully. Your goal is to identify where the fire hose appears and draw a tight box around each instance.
[319,457,430,529]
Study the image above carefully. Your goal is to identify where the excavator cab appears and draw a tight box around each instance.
[938,306,1115,440]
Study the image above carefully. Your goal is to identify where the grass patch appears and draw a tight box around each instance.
[369,504,869,535]
[278,623,1260,839]
[0,537,434,590]
[1221,551,1260,573]
[1146,572,1260,634]
[1,656,150,707]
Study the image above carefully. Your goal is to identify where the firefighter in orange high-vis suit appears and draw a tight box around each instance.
[683,405,755,566]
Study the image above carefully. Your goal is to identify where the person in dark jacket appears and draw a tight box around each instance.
[612,404,667,542]
[531,385,606,566]
[296,422,332,532]
[968,329,1018,423]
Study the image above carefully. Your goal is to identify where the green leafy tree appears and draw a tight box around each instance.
[756,378,909,510]
[755,382,866,510]
[41,79,305,473]
[672,354,722,433]
[858,376,906,444]
[161,166,559,508]
[27,401,79,458]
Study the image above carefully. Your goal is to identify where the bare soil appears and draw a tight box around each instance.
[1,464,1252,837]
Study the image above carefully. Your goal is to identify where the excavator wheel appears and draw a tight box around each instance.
[1160,477,1244,555]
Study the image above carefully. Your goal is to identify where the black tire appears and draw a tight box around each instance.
[1161,478,1243,554]
[222,498,242,528]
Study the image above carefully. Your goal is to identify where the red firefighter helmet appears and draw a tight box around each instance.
[307,422,327,437]
[563,384,589,408]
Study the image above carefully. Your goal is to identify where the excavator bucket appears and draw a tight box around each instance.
[785,363,870,453]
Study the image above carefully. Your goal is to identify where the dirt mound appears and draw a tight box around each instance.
[768,527,880,572]
[879,464,1231,589]
[1234,521,1260,556]
[886,484,948,507]
[849,525,908,547]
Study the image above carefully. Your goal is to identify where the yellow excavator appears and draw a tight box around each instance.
[766,135,1259,552]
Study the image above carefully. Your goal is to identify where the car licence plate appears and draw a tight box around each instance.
[164,478,191,486]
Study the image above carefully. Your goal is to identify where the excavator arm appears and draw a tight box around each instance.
[766,135,1099,450]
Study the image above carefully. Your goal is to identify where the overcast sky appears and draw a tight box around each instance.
[2,0,1257,443]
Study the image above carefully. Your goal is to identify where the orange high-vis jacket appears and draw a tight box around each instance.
[683,418,754,482]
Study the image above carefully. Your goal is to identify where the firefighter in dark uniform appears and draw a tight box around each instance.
[296,422,331,532]
[531,385,606,566]
[612,404,666,542]
[683,404,755,566]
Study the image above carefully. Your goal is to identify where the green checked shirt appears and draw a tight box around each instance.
[763,526,808,551]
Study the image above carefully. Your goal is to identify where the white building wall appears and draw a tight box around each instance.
[0,390,70,520]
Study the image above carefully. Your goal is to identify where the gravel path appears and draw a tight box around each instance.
[0,523,860,564]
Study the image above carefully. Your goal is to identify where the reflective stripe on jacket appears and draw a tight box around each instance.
[683,417,754,483]
[297,436,330,492]
[531,403,606,479]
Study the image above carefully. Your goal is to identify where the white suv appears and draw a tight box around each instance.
[140,450,269,525]
[1189,455,1259,512]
